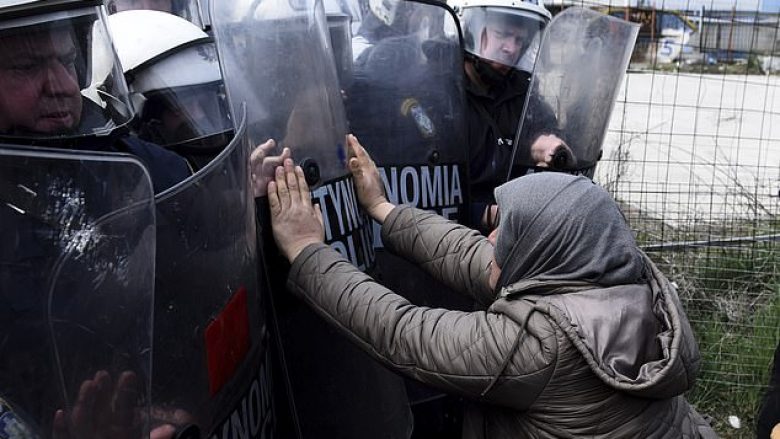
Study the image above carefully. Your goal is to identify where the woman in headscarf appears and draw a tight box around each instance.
[268,135,717,438]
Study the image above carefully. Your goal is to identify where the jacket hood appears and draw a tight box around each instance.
[501,253,701,399]
[493,173,645,293]
[493,174,699,397]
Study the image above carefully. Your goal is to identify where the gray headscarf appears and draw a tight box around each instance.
[493,173,644,291]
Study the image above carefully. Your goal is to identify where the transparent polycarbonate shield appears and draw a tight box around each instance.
[152,109,275,437]
[213,2,410,437]
[348,0,468,223]
[0,146,154,438]
[512,7,638,177]
[346,2,470,435]
[328,14,353,88]
[199,0,212,28]
[212,0,349,186]
[325,0,356,87]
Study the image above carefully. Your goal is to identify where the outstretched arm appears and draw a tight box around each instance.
[269,162,556,409]
[347,135,494,304]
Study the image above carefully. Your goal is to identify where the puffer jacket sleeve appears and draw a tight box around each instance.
[287,242,558,410]
[381,205,495,306]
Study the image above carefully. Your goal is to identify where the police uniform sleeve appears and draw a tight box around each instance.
[0,397,34,439]
[286,242,557,411]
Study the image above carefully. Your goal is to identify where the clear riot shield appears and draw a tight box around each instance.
[346,1,469,435]
[348,0,468,226]
[212,1,411,437]
[152,109,276,438]
[511,7,638,178]
[0,146,154,438]
[324,0,355,88]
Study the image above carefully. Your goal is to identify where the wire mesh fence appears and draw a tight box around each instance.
[545,0,780,436]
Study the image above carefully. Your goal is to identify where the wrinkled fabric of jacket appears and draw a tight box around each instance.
[287,205,718,438]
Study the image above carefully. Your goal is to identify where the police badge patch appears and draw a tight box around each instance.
[0,398,33,439]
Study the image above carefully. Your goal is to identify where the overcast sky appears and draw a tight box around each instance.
[760,0,780,11]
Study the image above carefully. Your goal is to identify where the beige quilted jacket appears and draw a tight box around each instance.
[287,206,718,438]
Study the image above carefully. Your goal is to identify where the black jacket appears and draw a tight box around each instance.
[466,68,559,208]
[466,69,531,205]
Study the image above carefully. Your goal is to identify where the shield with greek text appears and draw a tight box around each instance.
[152,108,277,438]
[212,0,411,436]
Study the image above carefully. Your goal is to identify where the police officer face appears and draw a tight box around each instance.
[111,0,173,13]
[0,28,83,135]
[480,20,529,71]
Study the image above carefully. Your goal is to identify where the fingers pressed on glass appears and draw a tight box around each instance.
[295,166,311,205]
[348,134,363,159]
[75,378,97,407]
[275,166,290,209]
[268,181,280,213]
[284,159,300,202]
[251,139,276,167]
[265,147,290,166]
[115,371,139,424]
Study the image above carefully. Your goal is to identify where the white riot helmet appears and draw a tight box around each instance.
[108,10,233,167]
[0,0,134,147]
[106,0,205,28]
[450,0,551,72]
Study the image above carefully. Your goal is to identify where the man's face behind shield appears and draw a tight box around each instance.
[0,27,83,135]
[480,19,529,71]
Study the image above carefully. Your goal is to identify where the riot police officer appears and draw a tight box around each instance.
[451,0,571,231]
[0,0,190,193]
[0,1,170,436]
[108,9,233,170]
[108,9,282,439]
[2,3,281,438]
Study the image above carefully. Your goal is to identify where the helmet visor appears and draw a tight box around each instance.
[462,6,546,70]
[137,82,233,149]
[0,6,133,142]
[132,42,232,148]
